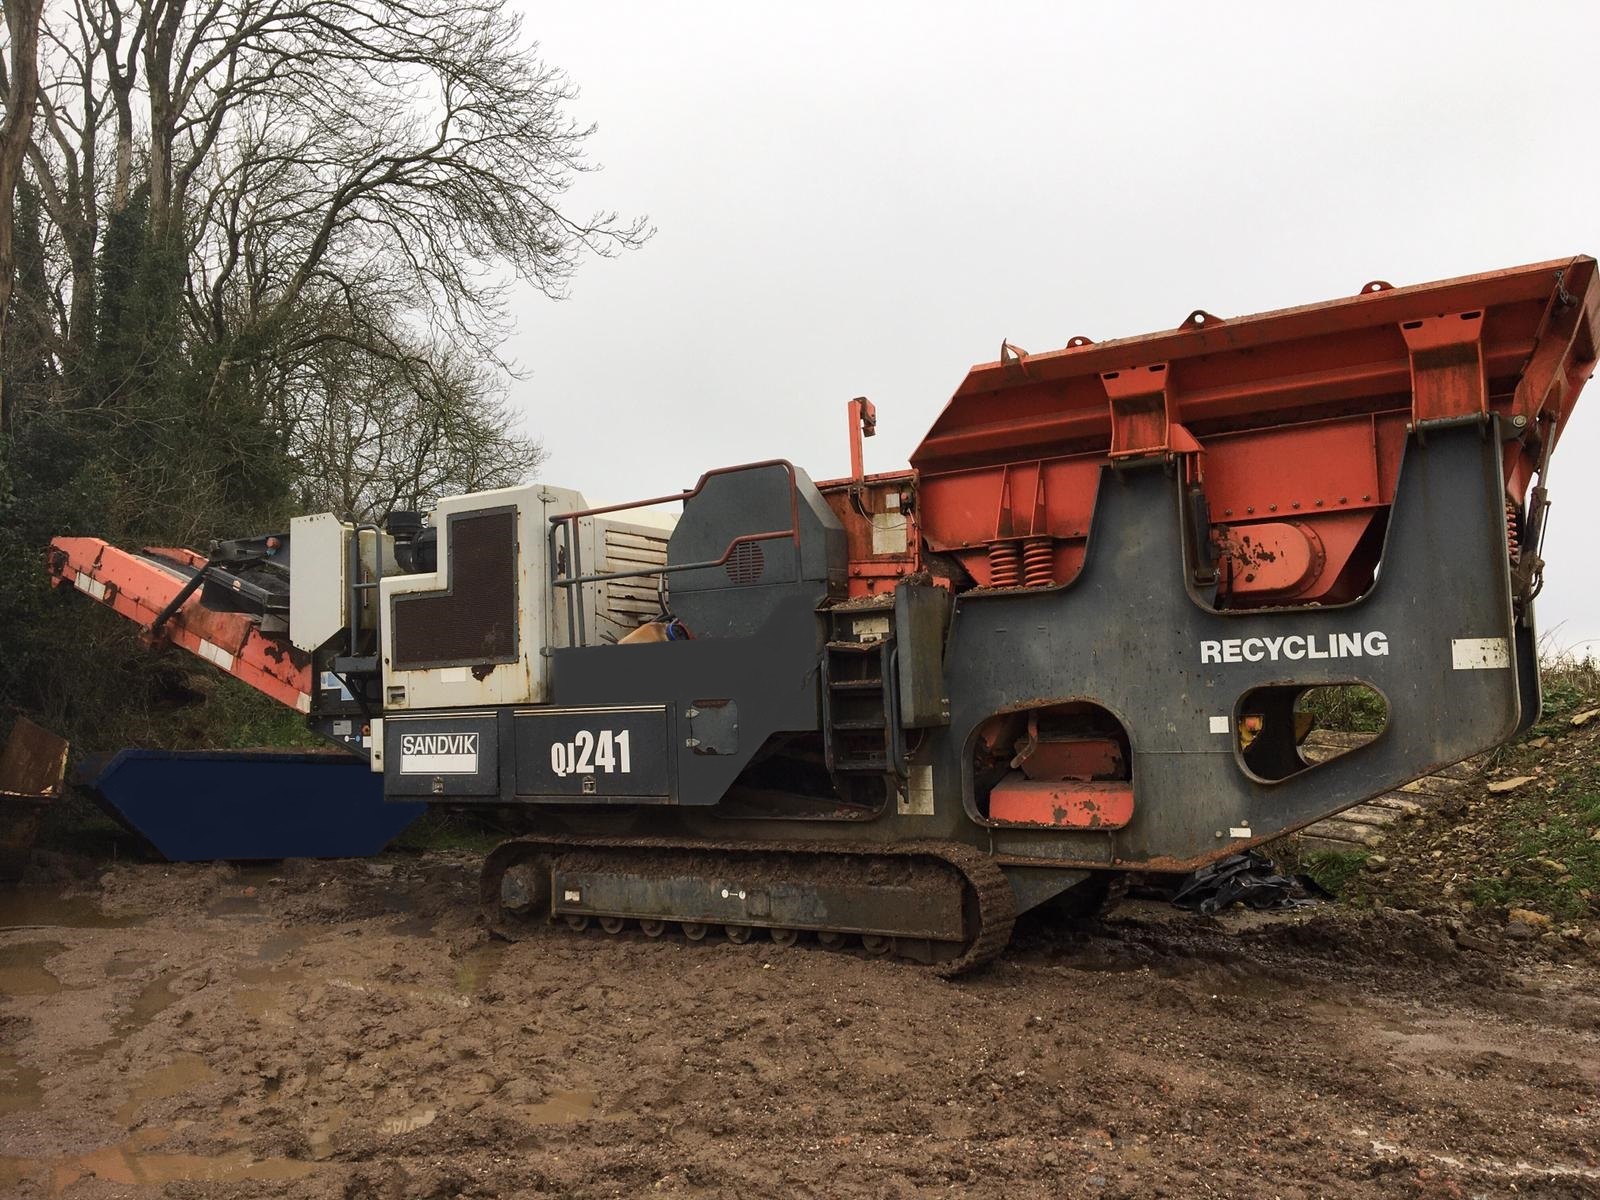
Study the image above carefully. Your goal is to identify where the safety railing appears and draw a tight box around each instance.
[549,460,805,647]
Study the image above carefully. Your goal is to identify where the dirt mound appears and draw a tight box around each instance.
[1342,693,1600,955]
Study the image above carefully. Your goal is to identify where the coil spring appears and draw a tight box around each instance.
[1022,537,1055,587]
[988,541,1021,587]
[1505,500,1521,566]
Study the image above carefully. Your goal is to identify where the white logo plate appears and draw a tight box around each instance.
[399,731,480,774]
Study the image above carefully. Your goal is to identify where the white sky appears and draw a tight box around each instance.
[507,1,1598,653]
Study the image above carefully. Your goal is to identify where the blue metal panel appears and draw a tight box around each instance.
[91,750,426,862]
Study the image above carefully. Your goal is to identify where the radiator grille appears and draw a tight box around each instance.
[726,541,765,585]
[602,526,669,626]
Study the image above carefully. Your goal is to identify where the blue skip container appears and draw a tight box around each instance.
[90,750,427,861]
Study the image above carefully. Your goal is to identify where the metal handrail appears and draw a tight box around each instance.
[559,529,795,589]
[547,460,805,529]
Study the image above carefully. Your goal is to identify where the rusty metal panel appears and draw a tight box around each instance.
[990,777,1134,829]
[0,718,68,884]
[1102,362,1173,459]
[0,717,69,800]
[1401,311,1488,424]
[1017,737,1123,781]
[1201,415,1398,518]
[894,582,950,728]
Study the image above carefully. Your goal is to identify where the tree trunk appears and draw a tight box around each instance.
[0,0,45,429]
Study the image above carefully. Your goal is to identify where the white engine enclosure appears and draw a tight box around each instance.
[378,483,672,712]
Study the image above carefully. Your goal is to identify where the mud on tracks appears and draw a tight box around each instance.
[2,853,1598,1198]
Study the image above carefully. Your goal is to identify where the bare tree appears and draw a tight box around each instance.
[112,0,650,357]
[278,313,545,520]
[11,0,639,522]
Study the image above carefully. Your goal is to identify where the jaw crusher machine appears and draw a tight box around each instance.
[49,257,1597,972]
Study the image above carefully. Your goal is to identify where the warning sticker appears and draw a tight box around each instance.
[1450,638,1510,670]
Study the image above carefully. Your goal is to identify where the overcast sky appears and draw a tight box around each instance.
[507,1,1598,653]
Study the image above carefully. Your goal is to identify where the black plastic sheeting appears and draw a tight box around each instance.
[1170,850,1332,914]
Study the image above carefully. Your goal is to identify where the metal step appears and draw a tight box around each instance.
[828,678,884,691]
[833,754,888,771]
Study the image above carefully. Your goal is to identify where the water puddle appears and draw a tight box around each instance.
[524,1089,597,1124]
[379,1106,437,1136]
[307,1108,350,1160]
[234,963,307,1020]
[453,943,505,995]
[204,895,264,918]
[204,869,281,919]
[115,974,178,1037]
[236,963,308,986]
[0,891,142,930]
[116,1053,216,1125]
[0,940,67,995]
[0,1128,318,1196]
[255,931,308,961]
[0,1051,44,1116]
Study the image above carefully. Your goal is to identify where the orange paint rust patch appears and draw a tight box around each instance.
[989,777,1134,829]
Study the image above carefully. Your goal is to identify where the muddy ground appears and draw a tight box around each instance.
[1,853,1597,1200]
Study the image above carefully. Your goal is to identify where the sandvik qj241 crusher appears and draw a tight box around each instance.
[49,257,1597,971]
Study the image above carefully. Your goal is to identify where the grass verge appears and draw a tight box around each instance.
[1338,653,1600,927]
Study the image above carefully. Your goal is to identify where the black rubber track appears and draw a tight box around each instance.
[478,835,1018,977]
